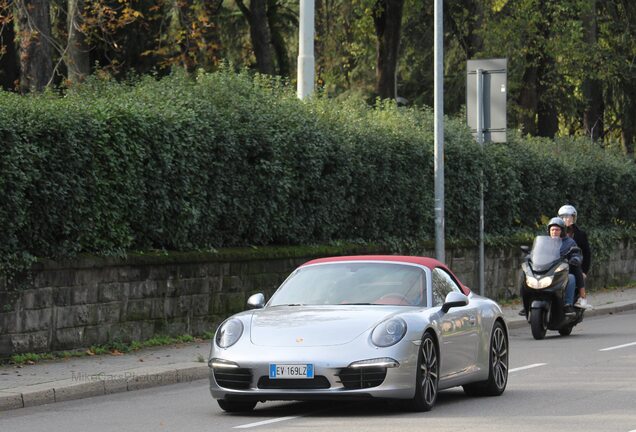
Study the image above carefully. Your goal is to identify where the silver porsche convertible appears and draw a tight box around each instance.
[208,255,508,412]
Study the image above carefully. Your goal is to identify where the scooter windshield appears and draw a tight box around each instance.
[530,236,562,272]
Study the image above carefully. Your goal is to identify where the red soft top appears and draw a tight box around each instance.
[300,255,471,295]
[301,255,441,268]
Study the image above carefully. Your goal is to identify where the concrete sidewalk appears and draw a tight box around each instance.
[1,287,635,412]
[0,340,211,411]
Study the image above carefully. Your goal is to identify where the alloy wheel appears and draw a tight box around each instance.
[491,325,508,390]
[420,337,439,405]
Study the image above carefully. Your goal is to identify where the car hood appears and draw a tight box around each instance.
[249,306,404,347]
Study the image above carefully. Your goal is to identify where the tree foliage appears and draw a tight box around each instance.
[0,1,634,145]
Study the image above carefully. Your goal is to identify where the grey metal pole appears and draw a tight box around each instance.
[297,0,315,100]
[476,69,485,296]
[434,0,445,263]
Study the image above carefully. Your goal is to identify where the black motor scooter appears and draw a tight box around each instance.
[520,236,584,340]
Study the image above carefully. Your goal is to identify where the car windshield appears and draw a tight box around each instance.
[530,236,562,271]
[267,262,428,307]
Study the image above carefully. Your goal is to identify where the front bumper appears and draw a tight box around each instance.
[208,344,419,401]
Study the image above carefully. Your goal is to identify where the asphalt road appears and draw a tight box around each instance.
[1,310,635,432]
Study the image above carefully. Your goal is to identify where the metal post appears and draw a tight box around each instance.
[434,0,445,263]
[476,69,485,296]
[297,0,315,100]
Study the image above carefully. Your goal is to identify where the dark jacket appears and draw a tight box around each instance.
[560,237,581,265]
[569,224,591,274]
[560,236,585,289]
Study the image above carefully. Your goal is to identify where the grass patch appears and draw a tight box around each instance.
[10,352,56,364]
[4,332,213,366]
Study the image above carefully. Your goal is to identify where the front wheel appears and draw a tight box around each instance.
[403,332,439,412]
[530,308,547,340]
[463,321,509,396]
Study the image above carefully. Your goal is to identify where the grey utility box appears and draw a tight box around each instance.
[467,58,507,143]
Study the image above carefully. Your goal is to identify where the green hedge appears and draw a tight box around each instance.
[483,135,636,232]
[0,69,634,278]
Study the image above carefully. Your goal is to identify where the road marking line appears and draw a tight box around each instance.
[599,341,636,352]
[510,363,547,373]
[234,416,300,429]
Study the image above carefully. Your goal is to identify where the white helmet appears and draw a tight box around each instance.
[558,205,577,223]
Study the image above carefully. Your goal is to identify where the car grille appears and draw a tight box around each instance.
[213,368,253,390]
[257,376,331,390]
[337,367,387,389]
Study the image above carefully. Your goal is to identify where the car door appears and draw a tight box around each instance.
[431,268,481,380]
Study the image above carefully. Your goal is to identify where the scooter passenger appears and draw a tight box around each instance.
[558,204,591,309]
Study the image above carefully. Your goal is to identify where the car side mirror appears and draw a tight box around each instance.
[520,245,530,254]
[441,291,469,313]
[247,293,265,309]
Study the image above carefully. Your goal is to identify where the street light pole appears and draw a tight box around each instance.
[297,0,315,100]
[434,0,445,263]
[476,68,485,296]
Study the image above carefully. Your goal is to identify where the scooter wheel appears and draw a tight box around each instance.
[530,309,547,340]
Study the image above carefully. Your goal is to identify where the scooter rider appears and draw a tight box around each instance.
[558,204,591,309]
[548,217,585,313]
[519,217,583,315]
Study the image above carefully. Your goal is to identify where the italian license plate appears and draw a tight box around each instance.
[269,364,314,379]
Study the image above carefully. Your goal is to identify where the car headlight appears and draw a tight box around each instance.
[525,275,554,289]
[371,318,407,347]
[215,318,244,348]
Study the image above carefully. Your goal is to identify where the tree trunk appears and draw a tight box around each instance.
[535,0,558,138]
[581,78,604,140]
[267,0,290,77]
[515,0,559,138]
[67,0,90,84]
[537,95,558,138]
[518,62,538,136]
[536,55,558,138]
[447,0,483,58]
[17,0,53,93]
[199,0,224,69]
[0,3,19,90]
[115,2,164,77]
[621,83,636,160]
[518,49,559,139]
[466,1,483,57]
[608,1,635,159]
[237,0,275,75]
[373,0,405,100]
[176,0,197,74]
[581,0,604,141]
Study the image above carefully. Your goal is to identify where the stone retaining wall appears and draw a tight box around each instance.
[1,241,634,357]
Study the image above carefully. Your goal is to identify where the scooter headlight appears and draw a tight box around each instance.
[526,275,554,289]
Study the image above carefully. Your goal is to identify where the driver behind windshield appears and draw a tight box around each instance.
[548,217,585,314]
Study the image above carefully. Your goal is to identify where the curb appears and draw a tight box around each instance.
[0,362,209,412]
